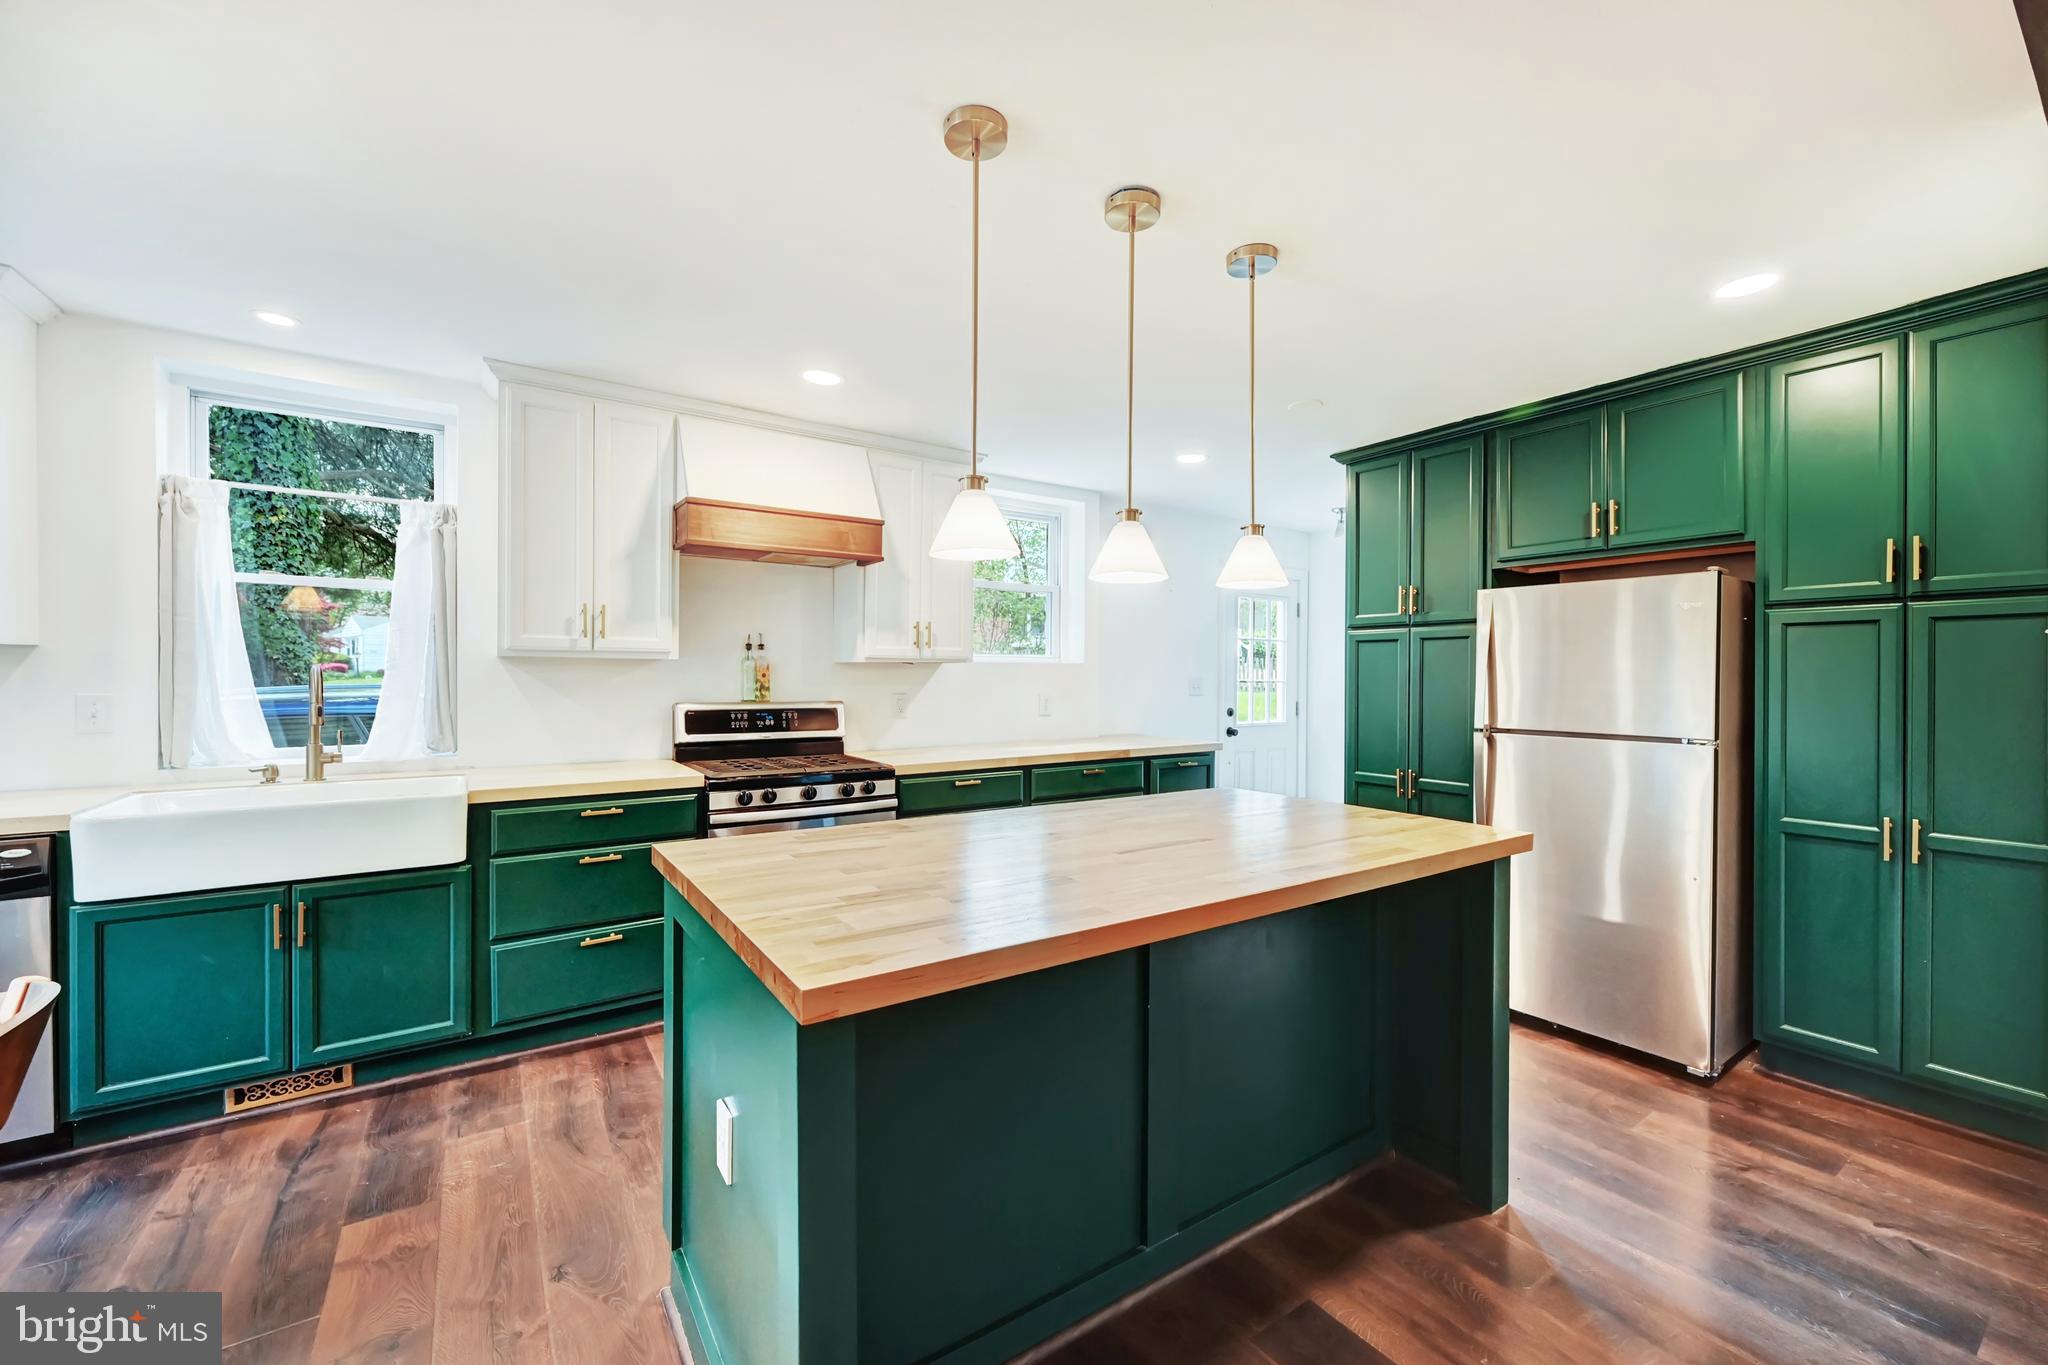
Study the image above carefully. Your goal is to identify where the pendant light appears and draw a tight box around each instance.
[1216,242,1289,589]
[929,105,1022,562]
[1090,187,1169,584]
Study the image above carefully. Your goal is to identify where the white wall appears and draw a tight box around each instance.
[0,314,1349,797]
[0,289,37,647]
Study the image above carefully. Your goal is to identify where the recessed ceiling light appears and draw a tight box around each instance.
[1175,451,1207,465]
[1713,272,1780,300]
[1287,398,1324,412]
[802,369,843,386]
[252,310,299,328]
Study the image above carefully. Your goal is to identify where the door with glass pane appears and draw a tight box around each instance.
[1217,582,1302,794]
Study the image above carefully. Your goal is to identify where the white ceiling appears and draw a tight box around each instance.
[4,1,2045,530]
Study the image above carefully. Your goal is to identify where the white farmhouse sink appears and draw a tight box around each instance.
[70,775,469,902]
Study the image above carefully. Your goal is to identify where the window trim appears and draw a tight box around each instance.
[166,376,452,768]
[972,492,1071,664]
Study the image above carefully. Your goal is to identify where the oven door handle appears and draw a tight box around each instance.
[709,797,899,827]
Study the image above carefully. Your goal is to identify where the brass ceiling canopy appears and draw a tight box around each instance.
[1226,242,1279,279]
[1103,186,1161,232]
[942,104,1008,161]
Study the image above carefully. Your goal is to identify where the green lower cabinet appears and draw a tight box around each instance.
[1347,628,1409,811]
[898,769,1026,816]
[1903,597,2048,1113]
[1145,754,1214,793]
[489,842,664,939]
[67,887,290,1114]
[1027,760,1145,803]
[488,791,700,856]
[1346,626,1472,821]
[491,917,663,1027]
[1759,605,1904,1068]
[292,867,472,1068]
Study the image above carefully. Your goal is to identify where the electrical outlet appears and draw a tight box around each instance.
[75,695,112,734]
[1037,693,1052,718]
[715,1096,737,1186]
[892,691,909,717]
[1187,677,1204,697]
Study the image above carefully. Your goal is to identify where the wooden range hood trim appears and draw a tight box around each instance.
[672,496,886,567]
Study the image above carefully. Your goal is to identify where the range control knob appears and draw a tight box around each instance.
[760,789,778,805]
[860,780,877,795]
[801,785,818,801]
[735,791,754,807]
[838,783,856,798]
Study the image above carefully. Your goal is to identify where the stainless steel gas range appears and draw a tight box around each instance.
[672,701,897,836]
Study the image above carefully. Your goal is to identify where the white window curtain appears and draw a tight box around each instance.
[358,503,458,760]
[158,476,279,768]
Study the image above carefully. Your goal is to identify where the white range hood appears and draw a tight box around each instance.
[672,416,886,567]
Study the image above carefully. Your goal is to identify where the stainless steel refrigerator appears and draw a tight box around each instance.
[1473,570,1752,1076]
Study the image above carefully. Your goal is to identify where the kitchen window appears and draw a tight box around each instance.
[972,497,1064,661]
[199,396,441,748]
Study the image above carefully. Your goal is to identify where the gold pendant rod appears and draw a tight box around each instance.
[971,137,980,481]
[1126,202,1135,513]
[1248,260,1256,527]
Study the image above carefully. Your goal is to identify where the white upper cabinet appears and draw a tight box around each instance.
[500,383,676,658]
[833,452,977,663]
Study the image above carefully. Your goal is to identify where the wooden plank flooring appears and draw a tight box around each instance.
[1,1024,2042,1363]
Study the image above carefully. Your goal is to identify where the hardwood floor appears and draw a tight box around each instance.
[1,1024,2042,1363]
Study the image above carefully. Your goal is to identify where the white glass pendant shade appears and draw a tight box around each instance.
[929,483,1019,561]
[1090,514,1168,584]
[1215,527,1288,589]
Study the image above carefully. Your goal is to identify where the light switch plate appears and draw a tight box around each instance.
[1187,677,1203,697]
[715,1096,737,1186]
[74,695,112,734]
[1036,693,1052,718]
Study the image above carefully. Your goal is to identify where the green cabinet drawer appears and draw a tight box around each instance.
[490,917,664,1027]
[489,843,664,940]
[1028,760,1145,804]
[487,792,700,856]
[899,769,1027,817]
[1147,754,1215,793]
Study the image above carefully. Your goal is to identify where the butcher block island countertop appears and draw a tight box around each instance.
[651,787,1530,1025]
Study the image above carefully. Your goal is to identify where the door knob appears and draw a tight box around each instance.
[1225,726,1239,737]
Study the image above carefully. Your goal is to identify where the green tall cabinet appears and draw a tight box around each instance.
[1761,598,2047,1119]
[1345,625,1474,822]
[1346,437,1483,627]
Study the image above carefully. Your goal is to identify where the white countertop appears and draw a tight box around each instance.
[0,737,1219,837]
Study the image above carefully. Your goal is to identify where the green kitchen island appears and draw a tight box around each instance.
[652,787,1531,1365]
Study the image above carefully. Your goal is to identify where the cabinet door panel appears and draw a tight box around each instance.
[292,868,471,1068]
[1759,607,1902,1068]
[920,464,975,661]
[857,453,925,661]
[1905,598,2048,1112]
[1494,407,1604,561]
[1908,301,2048,597]
[590,400,677,656]
[501,385,594,652]
[1764,340,1904,604]
[1410,440,1482,623]
[1346,629,1409,809]
[68,888,289,1113]
[1608,372,1744,549]
[1347,457,1410,626]
[1410,626,1474,820]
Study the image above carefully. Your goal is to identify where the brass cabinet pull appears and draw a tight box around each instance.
[272,903,283,951]
[952,778,983,787]
[598,604,608,639]
[1911,535,1925,581]
[579,932,624,948]
[579,853,624,865]
[1609,499,1620,533]
[1395,584,1405,614]
[1081,767,1108,776]
[1590,502,1602,537]
[1406,770,1419,799]
[1880,816,1894,862]
[1884,538,1897,583]
[580,806,625,818]
[1176,760,1200,768]
[1910,817,1923,864]
[580,603,589,638]
[296,901,308,948]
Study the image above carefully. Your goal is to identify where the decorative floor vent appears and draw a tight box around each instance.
[224,1064,353,1114]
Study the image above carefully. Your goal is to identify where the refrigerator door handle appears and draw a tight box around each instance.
[1473,728,1495,825]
